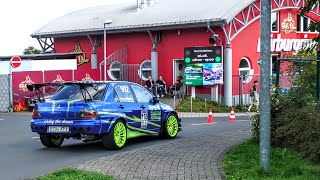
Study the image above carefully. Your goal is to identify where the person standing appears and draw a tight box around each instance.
[248,80,259,113]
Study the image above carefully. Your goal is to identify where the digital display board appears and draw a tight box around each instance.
[184,46,223,86]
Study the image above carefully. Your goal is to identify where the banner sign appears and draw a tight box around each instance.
[184,46,223,86]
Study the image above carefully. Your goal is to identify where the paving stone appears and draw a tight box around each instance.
[73,129,251,180]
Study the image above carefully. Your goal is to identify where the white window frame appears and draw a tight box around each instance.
[297,14,317,33]
[138,60,152,81]
[271,12,279,32]
[108,61,121,81]
[239,57,254,84]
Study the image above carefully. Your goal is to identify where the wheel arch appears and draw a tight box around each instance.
[107,117,127,132]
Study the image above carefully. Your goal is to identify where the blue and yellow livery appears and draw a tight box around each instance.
[27,81,181,150]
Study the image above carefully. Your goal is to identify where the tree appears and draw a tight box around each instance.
[300,0,320,49]
[23,46,42,55]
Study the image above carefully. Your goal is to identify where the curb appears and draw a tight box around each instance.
[178,112,254,118]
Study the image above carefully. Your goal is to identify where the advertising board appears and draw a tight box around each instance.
[184,46,223,86]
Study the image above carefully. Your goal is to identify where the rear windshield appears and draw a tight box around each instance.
[51,84,107,101]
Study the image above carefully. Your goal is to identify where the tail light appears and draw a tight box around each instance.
[79,107,98,119]
[32,108,41,119]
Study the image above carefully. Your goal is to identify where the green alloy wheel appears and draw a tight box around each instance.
[40,134,64,148]
[102,120,127,150]
[161,114,179,139]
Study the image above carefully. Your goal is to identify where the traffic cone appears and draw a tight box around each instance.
[229,106,236,122]
[208,108,214,123]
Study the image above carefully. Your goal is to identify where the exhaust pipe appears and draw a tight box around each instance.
[81,135,96,142]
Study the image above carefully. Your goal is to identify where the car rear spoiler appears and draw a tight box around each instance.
[27,82,101,103]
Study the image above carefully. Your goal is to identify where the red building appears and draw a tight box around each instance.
[5,0,320,107]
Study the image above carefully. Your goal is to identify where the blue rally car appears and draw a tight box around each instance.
[27,81,182,150]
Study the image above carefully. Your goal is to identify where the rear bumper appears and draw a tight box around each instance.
[30,119,105,135]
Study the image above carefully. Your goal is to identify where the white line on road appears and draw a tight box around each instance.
[32,137,40,139]
[192,122,218,126]
[0,119,4,121]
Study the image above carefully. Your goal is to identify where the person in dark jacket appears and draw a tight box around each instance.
[156,75,167,97]
[145,75,154,92]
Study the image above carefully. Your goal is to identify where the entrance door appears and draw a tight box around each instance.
[173,59,186,83]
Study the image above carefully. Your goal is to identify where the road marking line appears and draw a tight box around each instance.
[234,120,250,122]
[192,122,217,126]
[32,137,40,139]
[0,119,4,121]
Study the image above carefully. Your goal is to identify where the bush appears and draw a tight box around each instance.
[251,91,320,163]
[176,97,247,113]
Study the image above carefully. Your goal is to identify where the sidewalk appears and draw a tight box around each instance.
[177,112,255,118]
[73,129,252,180]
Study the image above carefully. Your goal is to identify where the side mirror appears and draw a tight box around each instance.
[149,97,159,104]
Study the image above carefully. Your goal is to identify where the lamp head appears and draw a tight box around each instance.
[104,19,113,24]
[209,35,218,45]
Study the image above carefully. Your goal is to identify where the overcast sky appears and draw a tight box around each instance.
[0,0,135,56]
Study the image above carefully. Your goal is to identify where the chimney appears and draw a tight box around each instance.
[137,0,156,9]
[147,0,156,6]
[140,0,148,9]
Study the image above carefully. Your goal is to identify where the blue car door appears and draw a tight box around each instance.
[131,84,161,133]
[113,84,139,129]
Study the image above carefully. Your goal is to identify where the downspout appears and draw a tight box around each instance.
[207,22,232,106]
[87,35,101,69]
[147,31,161,81]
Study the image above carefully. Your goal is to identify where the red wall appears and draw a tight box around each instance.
[54,27,225,95]
[52,5,319,96]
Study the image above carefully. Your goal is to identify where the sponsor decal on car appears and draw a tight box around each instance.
[141,109,148,129]
[149,104,161,111]
[150,110,161,120]
[43,119,74,124]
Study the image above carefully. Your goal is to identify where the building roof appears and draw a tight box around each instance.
[31,0,255,38]
[0,52,84,61]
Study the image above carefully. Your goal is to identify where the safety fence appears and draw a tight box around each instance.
[232,73,300,106]
[0,75,10,112]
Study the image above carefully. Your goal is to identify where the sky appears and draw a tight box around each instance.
[0,0,135,56]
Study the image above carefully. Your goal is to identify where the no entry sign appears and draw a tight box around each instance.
[10,56,21,68]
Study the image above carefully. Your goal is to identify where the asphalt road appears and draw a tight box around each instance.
[0,112,251,180]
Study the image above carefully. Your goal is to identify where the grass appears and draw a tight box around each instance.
[35,167,114,180]
[176,97,248,113]
[223,139,320,180]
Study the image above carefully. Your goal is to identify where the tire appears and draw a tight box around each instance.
[160,114,179,139]
[102,120,127,150]
[39,134,64,148]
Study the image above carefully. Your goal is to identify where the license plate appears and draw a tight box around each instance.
[47,126,69,133]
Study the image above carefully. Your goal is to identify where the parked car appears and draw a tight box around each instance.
[27,81,182,150]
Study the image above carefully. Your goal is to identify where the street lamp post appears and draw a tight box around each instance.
[103,19,113,81]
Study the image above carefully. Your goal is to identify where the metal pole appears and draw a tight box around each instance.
[239,75,242,105]
[103,23,107,81]
[316,51,320,101]
[260,0,271,173]
[276,53,281,87]
[205,99,207,111]
[190,95,192,113]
